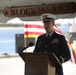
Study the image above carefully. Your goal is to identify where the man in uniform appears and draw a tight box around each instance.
[34,13,71,75]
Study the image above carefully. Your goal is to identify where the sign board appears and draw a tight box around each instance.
[3,2,76,17]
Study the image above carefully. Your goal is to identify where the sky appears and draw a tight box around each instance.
[55,18,76,25]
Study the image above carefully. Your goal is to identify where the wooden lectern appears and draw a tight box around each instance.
[18,52,61,75]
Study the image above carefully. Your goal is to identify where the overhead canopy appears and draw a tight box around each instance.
[0,0,76,23]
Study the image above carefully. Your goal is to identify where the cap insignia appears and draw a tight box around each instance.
[43,15,47,20]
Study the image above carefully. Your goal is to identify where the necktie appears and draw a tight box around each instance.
[46,35,50,42]
[47,35,50,39]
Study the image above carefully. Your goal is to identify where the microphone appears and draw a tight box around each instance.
[19,42,34,52]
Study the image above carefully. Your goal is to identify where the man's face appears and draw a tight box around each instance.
[43,21,54,33]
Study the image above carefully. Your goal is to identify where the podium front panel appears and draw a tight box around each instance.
[25,54,55,75]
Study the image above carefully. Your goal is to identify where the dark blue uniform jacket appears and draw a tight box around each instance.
[34,31,71,75]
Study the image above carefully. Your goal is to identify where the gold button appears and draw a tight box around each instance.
[45,51,47,53]
[54,46,55,47]
[45,45,47,47]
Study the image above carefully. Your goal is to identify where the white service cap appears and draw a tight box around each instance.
[41,13,57,22]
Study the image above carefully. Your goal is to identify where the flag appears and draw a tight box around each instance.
[24,21,45,38]
[24,21,76,64]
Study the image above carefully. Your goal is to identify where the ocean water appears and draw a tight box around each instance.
[0,27,24,54]
[58,26,70,32]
